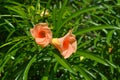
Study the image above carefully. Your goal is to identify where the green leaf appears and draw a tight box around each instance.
[78,40,91,49]
[76,51,109,66]
[93,68,108,80]
[74,66,92,80]
[75,25,120,35]
[45,0,52,9]
[91,14,108,24]
[5,29,15,42]
[7,40,22,53]
[56,6,99,34]
[0,39,20,48]
[0,15,21,18]
[70,73,76,80]
[54,62,59,73]
[52,52,76,75]
[41,76,48,80]
[106,59,117,68]
[117,0,120,4]
[82,67,96,79]
[106,30,115,46]
[0,48,19,73]
[4,19,15,28]
[56,0,68,30]
[23,54,37,80]
[4,6,27,18]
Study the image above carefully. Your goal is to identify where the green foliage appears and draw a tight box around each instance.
[0,0,120,80]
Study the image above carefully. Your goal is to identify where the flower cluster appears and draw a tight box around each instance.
[30,23,77,59]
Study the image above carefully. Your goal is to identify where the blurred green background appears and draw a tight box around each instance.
[0,0,120,80]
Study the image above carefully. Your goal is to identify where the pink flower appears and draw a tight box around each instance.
[51,30,77,59]
[30,23,52,47]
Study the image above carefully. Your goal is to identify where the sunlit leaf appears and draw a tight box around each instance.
[76,51,109,66]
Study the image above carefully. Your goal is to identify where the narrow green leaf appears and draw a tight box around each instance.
[5,29,15,42]
[57,0,68,28]
[15,70,23,80]
[70,73,76,80]
[93,33,100,47]
[54,62,59,73]
[45,0,52,9]
[0,15,22,18]
[23,54,37,80]
[106,30,115,46]
[93,69,108,80]
[6,1,25,7]
[77,35,84,45]
[7,40,22,53]
[74,66,92,80]
[105,59,117,68]
[53,52,76,75]
[0,48,19,73]
[82,67,96,79]
[100,73,108,80]
[78,40,91,49]
[76,51,109,66]
[4,19,14,28]
[108,55,114,74]
[56,6,99,34]
[0,39,20,48]
[14,53,26,66]
[35,0,40,11]
[75,25,120,35]
[0,22,6,27]
[91,14,108,24]
[4,6,27,18]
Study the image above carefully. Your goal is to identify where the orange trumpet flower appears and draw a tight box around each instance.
[30,23,52,47]
[51,30,77,58]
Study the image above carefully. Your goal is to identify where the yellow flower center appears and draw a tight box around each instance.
[52,38,60,45]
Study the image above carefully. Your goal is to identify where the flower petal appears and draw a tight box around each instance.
[51,29,77,59]
[30,23,52,47]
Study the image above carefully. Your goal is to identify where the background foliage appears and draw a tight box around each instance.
[0,0,120,80]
